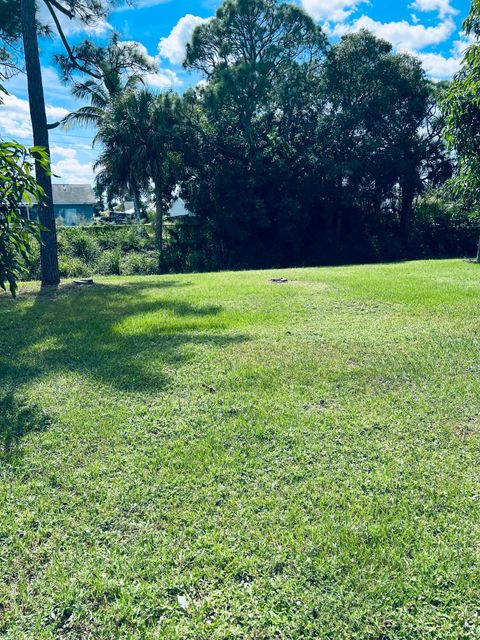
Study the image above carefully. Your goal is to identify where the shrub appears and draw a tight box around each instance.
[65,230,100,265]
[412,191,480,258]
[95,249,121,276]
[118,225,151,252]
[58,256,91,278]
[162,219,220,273]
[120,252,158,275]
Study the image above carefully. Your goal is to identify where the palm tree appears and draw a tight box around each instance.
[59,35,156,219]
[95,90,188,262]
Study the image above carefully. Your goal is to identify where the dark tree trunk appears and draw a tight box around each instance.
[400,179,415,245]
[154,181,163,266]
[132,183,142,222]
[335,207,343,247]
[335,179,344,249]
[21,0,59,286]
[476,235,480,264]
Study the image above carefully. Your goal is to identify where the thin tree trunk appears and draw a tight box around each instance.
[154,181,163,265]
[21,0,59,286]
[400,179,415,245]
[476,234,480,264]
[335,207,343,247]
[132,183,142,222]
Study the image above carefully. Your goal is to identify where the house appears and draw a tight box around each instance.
[23,184,97,226]
[51,184,97,225]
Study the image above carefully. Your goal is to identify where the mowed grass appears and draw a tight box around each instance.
[0,259,479,639]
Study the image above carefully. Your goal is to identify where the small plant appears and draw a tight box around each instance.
[120,251,158,275]
[95,249,121,275]
[0,142,47,297]
[58,256,91,278]
[66,230,100,265]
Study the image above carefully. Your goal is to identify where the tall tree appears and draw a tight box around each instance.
[318,31,429,250]
[59,34,156,219]
[95,89,189,259]
[10,0,116,285]
[59,34,155,130]
[443,0,480,260]
[182,0,327,268]
[20,0,60,285]
[186,0,326,157]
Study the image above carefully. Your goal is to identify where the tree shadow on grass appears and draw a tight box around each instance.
[0,279,248,395]
[0,393,52,463]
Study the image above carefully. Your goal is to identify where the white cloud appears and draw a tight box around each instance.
[144,69,182,89]
[334,15,456,53]
[158,14,209,65]
[416,51,461,78]
[52,157,94,184]
[417,36,475,80]
[37,2,112,37]
[0,93,69,139]
[116,39,182,88]
[409,0,458,19]
[51,145,77,159]
[451,35,476,58]
[301,0,367,23]
[117,40,158,66]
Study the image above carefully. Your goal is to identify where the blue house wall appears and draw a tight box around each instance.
[54,204,94,226]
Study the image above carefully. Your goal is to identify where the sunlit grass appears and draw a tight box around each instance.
[1,260,479,639]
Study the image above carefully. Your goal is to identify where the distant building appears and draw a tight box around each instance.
[169,197,191,218]
[23,184,97,226]
[51,184,97,225]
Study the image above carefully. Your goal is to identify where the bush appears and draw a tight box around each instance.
[58,256,91,278]
[162,219,220,273]
[95,249,121,276]
[66,230,100,264]
[121,252,158,275]
[21,224,158,282]
[412,191,480,258]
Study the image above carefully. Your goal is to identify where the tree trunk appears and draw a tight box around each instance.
[400,179,415,245]
[21,0,59,286]
[476,234,480,264]
[154,181,163,265]
[132,184,142,222]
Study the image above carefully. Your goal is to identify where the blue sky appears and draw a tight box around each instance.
[0,0,472,183]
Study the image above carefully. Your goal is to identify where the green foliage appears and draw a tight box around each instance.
[22,225,157,279]
[412,189,480,257]
[95,248,121,275]
[0,141,46,297]
[58,255,90,278]
[95,89,192,249]
[65,229,100,263]
[120,251,158,275]
[182,15,442,267]
[162,219,221,273]
[443,1,480,206]
[58,33,156,126]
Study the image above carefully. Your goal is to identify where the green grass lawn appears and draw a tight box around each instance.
[1,259,479,639]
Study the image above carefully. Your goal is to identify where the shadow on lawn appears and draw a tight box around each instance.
[0,279,247,395]
[0,393,51,462]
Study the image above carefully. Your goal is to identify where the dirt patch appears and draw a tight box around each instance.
[454,417,479,443]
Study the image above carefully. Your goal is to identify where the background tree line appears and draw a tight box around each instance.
[3,0,480,291]
[93,0,463,271]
